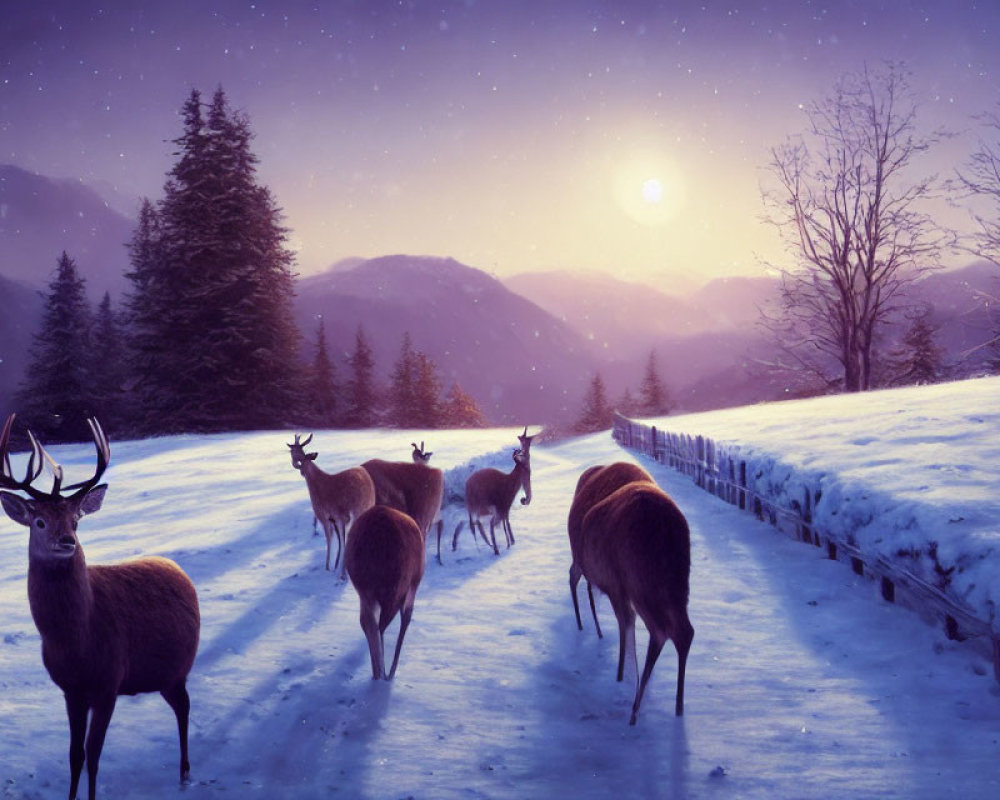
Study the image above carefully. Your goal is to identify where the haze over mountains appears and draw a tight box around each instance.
[0,165,996,423]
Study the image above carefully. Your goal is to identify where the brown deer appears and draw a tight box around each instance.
[345,505,425,679]
[360,457,445,563]
[567,462,654,637]
[580,478,693,724]
[452,448,532,555]
[0,414,200,799]
[287,433,376,578]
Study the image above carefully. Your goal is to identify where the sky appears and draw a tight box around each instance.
[2,1,999,287]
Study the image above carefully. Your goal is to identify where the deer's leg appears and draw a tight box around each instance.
[609,597,636,683]
[85,693,117,800]
[505,517,515,547]
[387,592,417,680]
[586,579,603,638]
[673,615,695,717]
[569,562,584,631]
[334,517,347,579]
[451,520,464,551]
[360,601,383,680]
[66,692,88,800]
[630,629,666,726]
[161,680,192,783]
[322,520,334,571]
[435,519,444,565]
[488,518,500,555]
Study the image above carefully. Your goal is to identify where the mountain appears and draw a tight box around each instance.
[294,255,600,424]
[504,270,778,360]
[0,273,44,413]
[0,164,135,300]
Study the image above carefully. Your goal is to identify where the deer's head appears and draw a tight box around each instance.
[0,415,109,564]
[512,448,532,506]
[411,441,433,463]
[287,433,318,472]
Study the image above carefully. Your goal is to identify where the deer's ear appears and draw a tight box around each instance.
[79,484,108,517]
[0,492,31,526]
[307,453,319,461]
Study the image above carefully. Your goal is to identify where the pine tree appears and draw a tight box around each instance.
[638,349,672,416]
[88,293,128,432]
[442,382,487,428]
[344,325,377,428]
[894,307,945,386]
[123,87,302,434]
[617,386,638,416]
[574,372,613,433]
[307,319,338,427]
[15,252,93,441]
[411,351,442,428]
[389,332,416,427]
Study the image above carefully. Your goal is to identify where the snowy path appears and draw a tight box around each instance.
[2,429,999,799]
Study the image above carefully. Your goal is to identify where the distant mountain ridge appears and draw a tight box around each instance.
[295,255,598,424]
[0,164,135,300]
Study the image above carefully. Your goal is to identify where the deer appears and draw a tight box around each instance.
[287,433,376,579]
[345,505,426,680]
[567,462,655,638]
[360,456,445,564]
[452,448,532,556]
[0,414,200,800]
[410,441,432,463]
[579,477,694,724]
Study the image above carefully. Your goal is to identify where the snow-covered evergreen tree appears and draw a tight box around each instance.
[88,292,128,433]
[411,351,443,428]
[893,307,946,386]
[574,372,613,433]
[15,252,93,441]
[307,319,338,427]
[389,332,416,427]
[442,382,487,428]
[344,325,377,428]
[123,87,301,433]
[638,349,672,416]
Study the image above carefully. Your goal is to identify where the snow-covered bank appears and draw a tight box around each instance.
[1,411,999,799]
[637,377,1000,633]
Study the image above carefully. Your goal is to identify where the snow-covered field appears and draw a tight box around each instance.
[639,377,1000,632]
[1,388,1000,799]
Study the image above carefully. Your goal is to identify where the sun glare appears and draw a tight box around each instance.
[641,178,663,204]
[613,154,686,226]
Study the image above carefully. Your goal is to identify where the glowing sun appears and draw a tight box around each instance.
[613,156,686,226]
[641,178,663,205]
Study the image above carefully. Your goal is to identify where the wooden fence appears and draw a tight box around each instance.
[612,412,1000,684]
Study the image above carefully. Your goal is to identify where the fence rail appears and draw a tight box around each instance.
[612,412,1000,684]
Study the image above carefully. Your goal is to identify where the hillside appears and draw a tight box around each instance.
[0,164,135,300]
[295,255,599,425]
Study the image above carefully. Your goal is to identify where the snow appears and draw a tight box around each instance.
[1,390,999,799]
[640,377,1000,632]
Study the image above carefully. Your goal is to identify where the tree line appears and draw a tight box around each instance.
[13,88,485,442]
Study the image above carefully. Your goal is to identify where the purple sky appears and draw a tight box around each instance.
[2,1,999,287]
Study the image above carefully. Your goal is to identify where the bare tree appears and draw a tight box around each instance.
[762,63,948,392]
[954,104,1000,367]
[955,104,1000,267]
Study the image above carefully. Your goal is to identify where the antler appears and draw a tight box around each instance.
[0,414,109,501]
[288,433,313,449]
[63,417,111,500]
[1,414,47,499]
